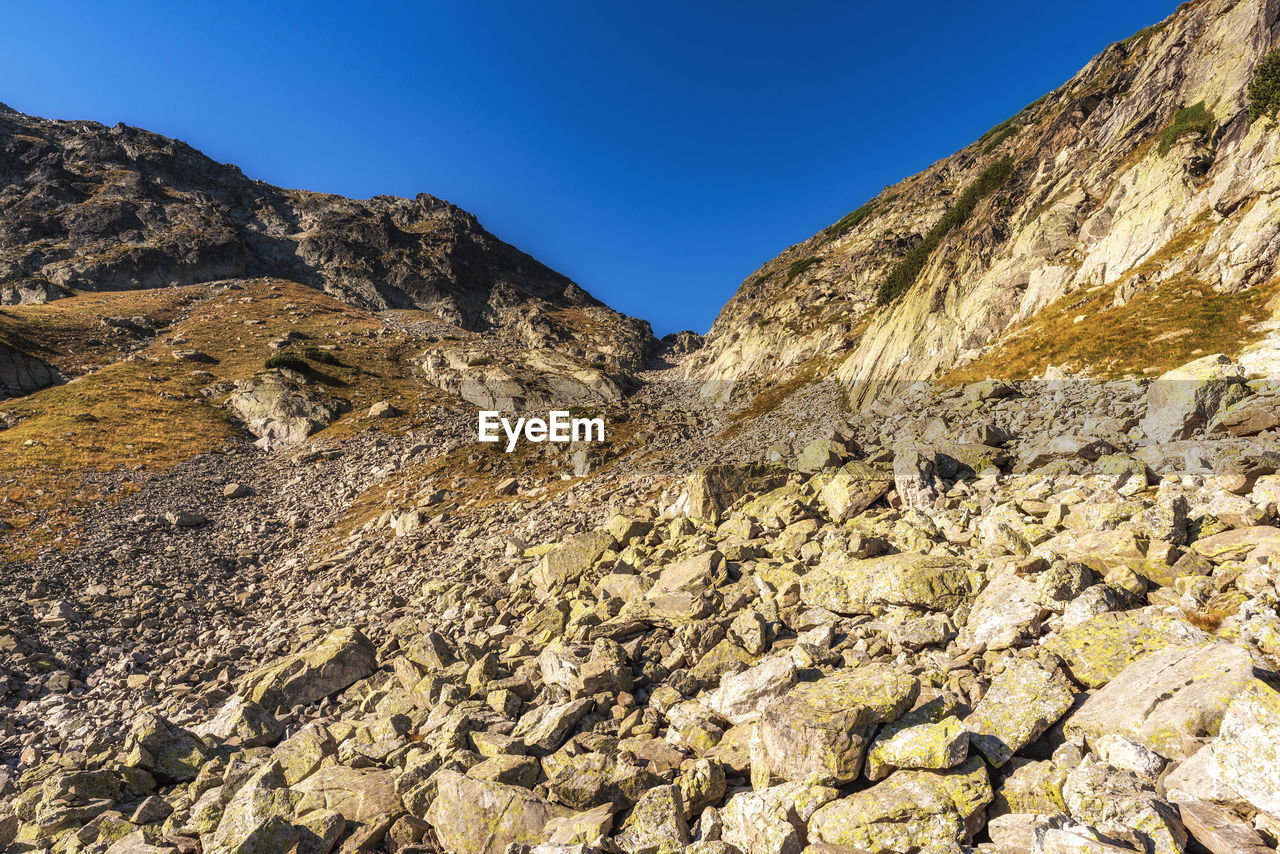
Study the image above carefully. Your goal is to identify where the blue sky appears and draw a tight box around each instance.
[2,1,1180,336]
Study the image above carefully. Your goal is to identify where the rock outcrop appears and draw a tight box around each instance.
[690,0,1280,407]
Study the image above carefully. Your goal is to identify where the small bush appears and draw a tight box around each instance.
[1249,49,1280,123]
[876,157,1016,306]
[1157,101,1216,155]
[264,352,309,372]
[982,123,1020,154]
[824,200,878,238]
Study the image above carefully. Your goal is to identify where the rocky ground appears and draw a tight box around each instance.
[6,341,1280,854]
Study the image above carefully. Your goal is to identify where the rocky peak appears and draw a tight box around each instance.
[0,105,651,361]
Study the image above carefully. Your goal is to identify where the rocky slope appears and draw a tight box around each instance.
[690,0,1280,407]
[11,343,1280,854]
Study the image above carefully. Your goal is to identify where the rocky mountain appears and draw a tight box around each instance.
[690,0,1280,407]
[9,1,1280,853]
[0,102,650,357]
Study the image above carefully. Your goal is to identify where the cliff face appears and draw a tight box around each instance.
[0,104,650,351]
[690,0,1280,406]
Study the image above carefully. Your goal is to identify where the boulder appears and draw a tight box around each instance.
[964,658,1074,767]
[865,715,969,781]
[1062,756,1188,854]
[532,530,617,594]
[703,655,799,725]
[686,464,789,522]
[226,371,349,451]
[192,695,284,748]
[1209,678,1280,815]
[1065,642,1270,761]
[238,627,377,711]
[756,666,917,785]
[799,553,972,615]
[818,462,893,522]
[425,770,571,854]
[721,782,839,854]
[959,572,1045,650]
[294,765,403,850]
[807,758,992,851]
[122,712,209,784]
[1046,608,1212,688]
[613,784,689,854]
[1141,354,1245,443]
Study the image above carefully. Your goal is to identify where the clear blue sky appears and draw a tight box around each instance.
[3,1,1180,336]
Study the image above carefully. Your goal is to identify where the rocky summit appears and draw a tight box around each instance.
[5,1,1280,853]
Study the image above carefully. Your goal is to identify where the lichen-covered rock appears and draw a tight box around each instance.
[613,784,689,854]
[122,712,210,784]
[238,627,377,712]
[1141,354,1245,443]
[799,553,972,615]
[424,769,571,854]
[721,782,838,854]
[1062,756,1188,854]
[226,371,349,451]
[1065,642,1269,761]
[532,530,617,594]
[807,757,992,852]
[865,715,968,781]
[1208,678,1280,816]
[703,655,798,725]
[293,765,403,850]
[686,464,789,522]
[205,761,304,854]
[818,461,893,522]
[193,695,284,749]
[960,572,1045,650]
[1046,608,1212,688]
[756,666,918,785]
[964,658,1074,767]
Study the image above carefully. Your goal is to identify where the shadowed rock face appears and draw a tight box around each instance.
[0,104,643,342]
[0,341,61,399]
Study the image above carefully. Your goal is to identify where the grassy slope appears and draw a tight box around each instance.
[0,279,448,558]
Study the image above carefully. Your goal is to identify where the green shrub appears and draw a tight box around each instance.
[1157,101,1216,155]
[824,200,878,238]
[784,256,824,285]
[876,157,1016,306]
[302,346,341,365]
[1249,49,1280,123]
[264,352,309,372]
[983,123,1020,154]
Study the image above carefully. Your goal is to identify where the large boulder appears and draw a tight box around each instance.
[959,572,1045,650]
[1046,608,1213,688]
[121,712,210,784]
[293,765,403,851]
[685,463,789,522]
[192,695,284,748]
[964,658,1074,767]
[756,666,918,785]
[1140,354,1245,443]
[238,627,377,712]
[1065,642,1271,761]
[721,782,838,854]
[818,461,893,522]
[532,529,617,594]
[0,342,63,400]
[1209,678,1280,815]
[1062,756,1188,854]
[226,370,349,451]
[800,553,972,615]
[424,770,571,854]
[807,758,992,852]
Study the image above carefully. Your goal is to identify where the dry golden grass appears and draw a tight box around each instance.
[946,214,1280,384]
[945,274,1280,385]
[0,279,448,558]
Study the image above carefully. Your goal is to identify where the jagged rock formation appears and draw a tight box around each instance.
[0,101,650,360]
[691,0,1280,406]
